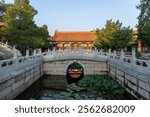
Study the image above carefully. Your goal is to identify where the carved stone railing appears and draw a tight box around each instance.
[0,42,12,50]
[43,48,108,61]
[108,48,150,76]
[0,49,43,82]
[0,42,21,56]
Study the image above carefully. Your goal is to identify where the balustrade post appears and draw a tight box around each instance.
[113,50,117,56]
[95,47,98,58]
[12,46,19,71]
[33,49,36,55]
[108,48,111,60]
[47,49,50,55]
[132,46,136,59]
[52,47,56,56]
[5,41,8,46]
[38,48,42,55]
[26,49,29,57]
[120,49,124,66]
[131,46,136,69]
[13,45,18,59]
[108,48,111,56]
[121,49,124,57]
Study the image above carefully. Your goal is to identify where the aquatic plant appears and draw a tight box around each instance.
[54,75,125,100]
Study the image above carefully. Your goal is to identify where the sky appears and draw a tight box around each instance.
[5,0,140,35]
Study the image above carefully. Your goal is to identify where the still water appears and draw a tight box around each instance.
[15,76,136,100]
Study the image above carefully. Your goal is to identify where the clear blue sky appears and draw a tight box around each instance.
[5,0,140,35]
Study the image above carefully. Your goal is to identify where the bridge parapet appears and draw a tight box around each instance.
[0,49,43,99]
[0,49,43,82]
[0,42,12,50]
[108,49,150,99]
[43,48,108,61]
[108,49,150,76]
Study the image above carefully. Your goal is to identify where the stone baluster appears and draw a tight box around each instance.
[52,47,56,56]
[113,50,117,63]
[58,47,61,51]
[13,45,18,59]
[38,48,42,55]
[121,49,124,57]
[53,47,56,52]
[47,49,50,55]
[120,49,124,66]
[131,46,136,69]
[5,41,8,47]
[26,49,29,57]
[33,49,36,55]
[113,50,117,56]
[12,45,19,71]
[132,46,136,59]
[95,47,98,58]
[108,48,111,60]
[108,48,111,56]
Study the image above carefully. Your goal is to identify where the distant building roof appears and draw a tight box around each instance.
[53,30,96,42]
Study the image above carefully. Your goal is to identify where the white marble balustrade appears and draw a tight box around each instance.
[43,48,108,61]
[0,49,43,81]
[108,49,150,76]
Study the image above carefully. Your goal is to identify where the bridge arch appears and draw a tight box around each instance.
[65,60,85,84]
[64,60,85,74]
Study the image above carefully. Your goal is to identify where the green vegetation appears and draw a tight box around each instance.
[95,20,133,50]
[137,0,150,47]
[67,62,83,69]
[0,0,12,41]
[54,75,125,100]
[0,0,49,54]
[0,0,6,22]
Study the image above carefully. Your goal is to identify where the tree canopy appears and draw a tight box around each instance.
[95,20,132,50]
[0,0,5,21]
[2,0,49,53]
[137,0,150,47]
[0,0,12,22]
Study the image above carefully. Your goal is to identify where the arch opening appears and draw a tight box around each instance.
[66,62,84,84]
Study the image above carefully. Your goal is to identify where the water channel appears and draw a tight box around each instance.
[15,75,136,100]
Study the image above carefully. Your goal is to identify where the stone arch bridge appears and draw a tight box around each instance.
[43,49,108,76]
[0,48,150,99]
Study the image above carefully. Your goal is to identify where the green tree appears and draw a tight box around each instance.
[3,0,37,46]
[0,0,5,21]
[3,0,49,53]
[137,0,150,47]
[95,20,132,50]
[24,24,49,49]
[111,27,132,49]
